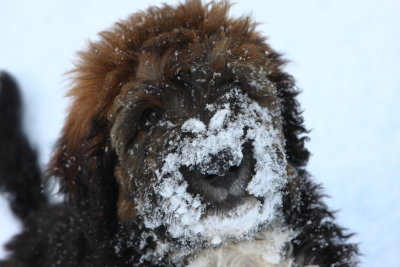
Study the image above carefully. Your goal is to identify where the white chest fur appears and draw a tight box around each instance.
[186,229,296,267]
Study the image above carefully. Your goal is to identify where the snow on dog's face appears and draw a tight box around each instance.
[110,51,289,260]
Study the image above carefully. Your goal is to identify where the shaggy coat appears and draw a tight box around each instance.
[0,1,358,266]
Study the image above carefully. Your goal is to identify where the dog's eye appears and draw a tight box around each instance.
[146,109,160,124]
[139,108,162,130]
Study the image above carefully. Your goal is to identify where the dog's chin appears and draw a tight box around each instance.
[204,195,262,219]
[181,195,265,249]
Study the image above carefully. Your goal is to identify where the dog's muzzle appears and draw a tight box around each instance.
[181,141,255,206]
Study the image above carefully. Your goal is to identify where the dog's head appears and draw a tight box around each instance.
[49,0,309,262]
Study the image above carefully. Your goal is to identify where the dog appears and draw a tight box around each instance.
[0,0,359,266]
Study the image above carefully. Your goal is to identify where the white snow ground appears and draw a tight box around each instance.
[1,0,399,266]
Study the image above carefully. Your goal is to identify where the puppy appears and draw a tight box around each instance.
[1,0,358,266]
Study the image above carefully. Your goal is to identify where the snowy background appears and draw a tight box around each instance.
[1,0,399,266]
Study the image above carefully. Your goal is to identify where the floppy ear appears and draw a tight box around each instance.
[47,27,139,240]
[48,71,121,239]
[267,60,310,168]
[50,114,119,240]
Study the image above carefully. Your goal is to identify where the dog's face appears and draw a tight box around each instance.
[109,45,289,248]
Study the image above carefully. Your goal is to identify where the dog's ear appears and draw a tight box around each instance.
[47,27,139,239]
[268,66,310,168]
[49,115,119,240]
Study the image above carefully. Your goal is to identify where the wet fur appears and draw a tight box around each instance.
[1,0,358,266]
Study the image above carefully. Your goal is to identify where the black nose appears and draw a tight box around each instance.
[203,165,240,188]
[200,149,240,177]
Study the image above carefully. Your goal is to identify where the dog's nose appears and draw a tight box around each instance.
[199,149,242,188]
[203,165,240,188]
[200,149,241,177]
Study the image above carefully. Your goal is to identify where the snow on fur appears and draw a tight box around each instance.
[135,88,288,261]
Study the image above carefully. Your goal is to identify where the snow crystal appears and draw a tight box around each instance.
[181,118,206,134]
[208,108,229,131]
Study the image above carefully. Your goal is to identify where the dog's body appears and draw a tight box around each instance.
[0,1,358,266]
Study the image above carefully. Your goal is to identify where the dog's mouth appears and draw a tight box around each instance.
[181,141,257,212]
